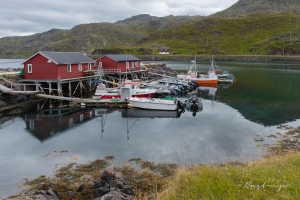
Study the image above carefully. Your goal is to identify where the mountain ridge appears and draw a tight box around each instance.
[1,0,300,58]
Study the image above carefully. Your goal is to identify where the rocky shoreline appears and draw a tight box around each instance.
[132,54,300,62]
[3,169,135,200]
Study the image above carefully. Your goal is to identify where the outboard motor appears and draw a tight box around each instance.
[191,80,199,87]
[190,97,199,112]
[176,99,185,110]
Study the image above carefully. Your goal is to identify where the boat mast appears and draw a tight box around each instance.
[126,54,128,80]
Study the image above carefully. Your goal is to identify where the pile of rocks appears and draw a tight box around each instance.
[142,63,177,78]
[94,169,134,200]
[1,169,134,200]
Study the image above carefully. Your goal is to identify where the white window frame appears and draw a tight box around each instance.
[28,64,32,73]
[131,62,134,68]
[67,64,72,73]
[78,63,82,72]
[80,114,83,122]
[88,63,92,71]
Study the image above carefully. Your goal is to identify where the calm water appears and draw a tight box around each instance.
[0,59,24,69]
[1,59,300,197]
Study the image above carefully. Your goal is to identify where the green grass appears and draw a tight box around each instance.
[159,152,300,200]
[142,14,300,55]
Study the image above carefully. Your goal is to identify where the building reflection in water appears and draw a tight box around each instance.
[24,108,95,142]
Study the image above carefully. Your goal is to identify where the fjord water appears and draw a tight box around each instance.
[1,60,300,197]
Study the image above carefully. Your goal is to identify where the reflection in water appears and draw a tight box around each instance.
[121,108,182,140]
[94,108,114,139]
[121,108,181,119]
[24,108,95,142]
[197,84,220,110]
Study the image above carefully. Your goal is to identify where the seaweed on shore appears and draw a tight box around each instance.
[16,155,178,200]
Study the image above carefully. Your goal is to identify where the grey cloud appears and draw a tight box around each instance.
[0,0,238,38]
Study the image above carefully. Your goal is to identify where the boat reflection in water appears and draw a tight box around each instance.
[94,108,114,139]
[184,96,203,117]
[24,108,95,141]
[121,108,182,119]
[121,108,184,140]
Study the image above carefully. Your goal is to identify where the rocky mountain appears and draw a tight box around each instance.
[0,14,203,58]
[213,0,300,18]
[1,0,300,58]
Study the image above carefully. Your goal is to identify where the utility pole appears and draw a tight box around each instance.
[152,49,154,61]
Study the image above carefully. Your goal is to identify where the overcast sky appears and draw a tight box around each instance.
[0,0,239,38]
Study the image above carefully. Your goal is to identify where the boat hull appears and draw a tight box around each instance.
[194,79,218,86]
[93,93,156,99]
[128,97,178,111]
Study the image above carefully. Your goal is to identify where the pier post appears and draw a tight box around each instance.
[89,79,92,96]
[69,82,72,97]
[80,80,82,98]
[49,82,52,95]
[57,83,62,96]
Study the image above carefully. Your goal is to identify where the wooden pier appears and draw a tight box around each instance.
[35,94,129,108]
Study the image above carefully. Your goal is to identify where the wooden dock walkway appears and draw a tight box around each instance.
[36,94,129,107]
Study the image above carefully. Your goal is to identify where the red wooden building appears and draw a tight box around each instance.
[95,54,141,73]
[22,51,95,80]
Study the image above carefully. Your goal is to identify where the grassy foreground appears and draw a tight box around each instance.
[159,152,300,200]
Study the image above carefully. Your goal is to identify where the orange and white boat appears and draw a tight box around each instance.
[177,58,218,86]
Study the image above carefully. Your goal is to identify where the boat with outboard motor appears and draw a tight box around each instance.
[127,96,184,111]
[184,96,203,112]
[208,59,235,83]
[92,80,157,99]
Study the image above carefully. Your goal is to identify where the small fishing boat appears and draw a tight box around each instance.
[217,70,236,83]
[177,57,218,86]
[208,59,235,83]
[92,83,119,99]
[92,80,157,99]
[158,77,190,87]
[127,96,182,111]
[184,96,203,112]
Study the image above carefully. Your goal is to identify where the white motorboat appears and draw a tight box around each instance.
[127,97,181,111]
[217,70,236,83]
[92,80,157,99]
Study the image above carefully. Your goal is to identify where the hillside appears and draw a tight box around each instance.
[0,14,203,59]
[213,0,300,18]
[139,13,300,55]
[1,0,300,58]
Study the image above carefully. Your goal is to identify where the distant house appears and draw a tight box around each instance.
[22,51,95,80]
[95,54,142,73]
[159,46,170,55]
